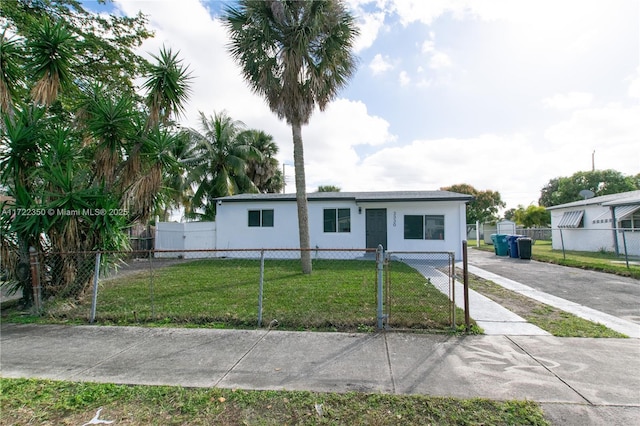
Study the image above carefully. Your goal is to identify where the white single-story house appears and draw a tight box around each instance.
[215,190,473,260]
[547,190,640,256]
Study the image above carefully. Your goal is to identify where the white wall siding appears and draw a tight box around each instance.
[155,222,216,258]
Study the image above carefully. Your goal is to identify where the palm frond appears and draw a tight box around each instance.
[27,18,76,105]
[0,31,24,115]
[143,46,193,126]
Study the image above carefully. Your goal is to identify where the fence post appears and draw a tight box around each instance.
[376,244,384,330]
[28,247,42,313]
[462,241,470,332]
[621,230,630,269]
[90,251,101,323]
[258,249,265,327]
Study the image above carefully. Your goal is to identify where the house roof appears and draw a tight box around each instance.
[546,190,640,211]
[216,190,474,203]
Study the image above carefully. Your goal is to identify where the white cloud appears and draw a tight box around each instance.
[353,11,386,52]
[421,39,435,54]
[369,53,394,75]
[337,133,545,207]
[399,71,411,86]
[628,66,640,99]
[387,0,469,26]
[429,51,452,69]
[542,92,594,110]
[544,104,640,177]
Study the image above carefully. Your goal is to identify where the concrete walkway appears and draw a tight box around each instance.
[1,323,639,425]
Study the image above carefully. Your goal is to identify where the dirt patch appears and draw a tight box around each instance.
[101,257,186,281]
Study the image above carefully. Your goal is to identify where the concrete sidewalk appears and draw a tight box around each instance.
[1,323,639,425]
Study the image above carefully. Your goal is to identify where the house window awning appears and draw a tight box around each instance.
[558,210,584,228]
[592,205,640,224]
[612,205,640,220]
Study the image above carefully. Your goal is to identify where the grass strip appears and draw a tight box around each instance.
[0,378,549,425]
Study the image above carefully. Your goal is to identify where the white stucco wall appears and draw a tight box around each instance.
[215,199,468,260]
[550,206,617,253]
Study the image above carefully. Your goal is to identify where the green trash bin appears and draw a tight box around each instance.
[517,237,532,260]
[494,234,509,256]
[490,234,498,254]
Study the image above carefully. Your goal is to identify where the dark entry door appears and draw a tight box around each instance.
[366,208,387,249]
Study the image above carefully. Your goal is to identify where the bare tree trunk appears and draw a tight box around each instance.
[292,122,312,274]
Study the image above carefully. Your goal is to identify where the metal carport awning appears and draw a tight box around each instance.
[557,210,584,228]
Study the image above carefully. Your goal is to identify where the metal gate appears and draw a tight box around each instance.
[383,251,457,331]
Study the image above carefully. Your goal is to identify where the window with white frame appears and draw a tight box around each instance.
[248,209,274,227]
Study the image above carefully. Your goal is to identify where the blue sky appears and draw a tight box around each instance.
[84,0,640,211]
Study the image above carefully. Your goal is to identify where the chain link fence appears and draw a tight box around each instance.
[385,251,457,331]
[11,248,464,332]
[553,227,640,265]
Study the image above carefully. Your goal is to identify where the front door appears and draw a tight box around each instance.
[366,208,387,249]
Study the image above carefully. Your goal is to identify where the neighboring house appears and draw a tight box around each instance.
[547,190,640,256]
[215,190,473,260]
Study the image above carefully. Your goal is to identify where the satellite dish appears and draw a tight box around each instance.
[579,189,595,200]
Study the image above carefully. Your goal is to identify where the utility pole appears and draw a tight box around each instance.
[592,150,595,172]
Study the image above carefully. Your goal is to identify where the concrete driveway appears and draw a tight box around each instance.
[467,248,640,325]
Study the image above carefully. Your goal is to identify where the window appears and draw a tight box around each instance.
[324,208,351,232]
[404,214,445,240]
[248,209,274,227]
[620,210,640,230]
[404,215,423,239]
[425,215,445,240]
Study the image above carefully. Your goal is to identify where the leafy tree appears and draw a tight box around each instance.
[512,205,550,228]
[0,0,153,98]
[316,185,341,192]
[503,208,516,222]
[0,4,192,303]
[185,111,259,220]
[224,0,359,274]
[441,184,505,225]
[539,169,639,207]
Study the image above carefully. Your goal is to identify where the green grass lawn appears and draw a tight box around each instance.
[0,378,549,425]
[469,239,640,279]
[4,258,471,332]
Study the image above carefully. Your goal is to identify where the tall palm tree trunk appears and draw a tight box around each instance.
[292,122,312,274]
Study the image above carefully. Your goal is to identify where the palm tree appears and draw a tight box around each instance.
[142,46,193,127]
[0,31,23,116]
[27,19,76,106]
[240,129,283,193]
[224,0,359,273]
[186,111,258,220]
